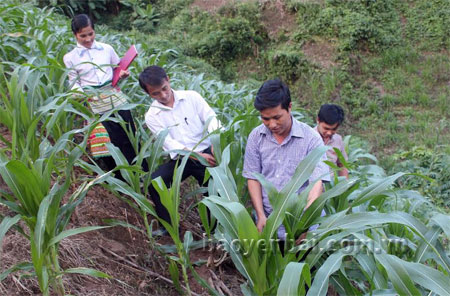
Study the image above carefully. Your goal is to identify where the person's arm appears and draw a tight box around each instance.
[338,165,349,178]
[195,151,216,166]
[243,129,266,231]
[194,92,221,132]
[305,180,323,208]
[337,136,349,179]
[63,53,83,92]
[306,133,330,206]
[248,179,267,232]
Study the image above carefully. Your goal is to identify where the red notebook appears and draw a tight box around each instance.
[112,45,138,87]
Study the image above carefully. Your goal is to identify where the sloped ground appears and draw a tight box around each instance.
[192,0,336,72]
[0,125,243,295]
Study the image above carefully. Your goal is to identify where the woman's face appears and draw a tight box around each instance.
[75,26,95,48]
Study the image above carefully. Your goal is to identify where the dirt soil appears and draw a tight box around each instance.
[0,125,243,295]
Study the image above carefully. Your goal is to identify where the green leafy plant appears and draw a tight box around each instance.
[0,143,111,295]
[204,145,450,295]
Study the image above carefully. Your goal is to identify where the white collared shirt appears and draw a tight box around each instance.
[63,41,120,91]
[145,90,221,159]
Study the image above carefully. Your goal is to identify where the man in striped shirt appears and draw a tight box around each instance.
[243,79,330,240]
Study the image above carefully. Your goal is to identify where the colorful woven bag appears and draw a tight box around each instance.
[89,123,111,158]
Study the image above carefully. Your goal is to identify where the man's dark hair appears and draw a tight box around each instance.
[318,104,345,125]
[71,14,94,34]
[138,66,168,91]
[254,79,291,111]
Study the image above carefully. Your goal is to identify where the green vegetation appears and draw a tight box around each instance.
[1,0,449,295]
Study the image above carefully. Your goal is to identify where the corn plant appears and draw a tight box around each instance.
[0,142,112,295]
[204,145,450,295]
[94,117,220,294]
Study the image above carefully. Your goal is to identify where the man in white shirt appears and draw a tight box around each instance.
[139,66,220,230]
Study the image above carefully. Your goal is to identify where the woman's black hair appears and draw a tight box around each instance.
[71,14,94,34]
[254,79,291,111]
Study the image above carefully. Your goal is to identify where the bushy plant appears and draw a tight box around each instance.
[265,46,315,82]
[169,3,267,78]
[391,147,450,210]
[154,0,193,20]
[295,0,402,51]
[405,0,450,49]
[36,0,109,19]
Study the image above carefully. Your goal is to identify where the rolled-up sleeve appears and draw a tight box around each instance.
[243,130,261,180]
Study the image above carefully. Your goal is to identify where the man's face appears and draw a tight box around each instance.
[260,103,292,137]
[75,26,95,49]
[145,78,174,107]
[317,120,339,143]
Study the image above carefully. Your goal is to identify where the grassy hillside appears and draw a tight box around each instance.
[36,0,449,160]
[116,0,449,206]
[145,0,450,157]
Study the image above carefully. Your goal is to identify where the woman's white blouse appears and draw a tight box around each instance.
[63,41,120,91]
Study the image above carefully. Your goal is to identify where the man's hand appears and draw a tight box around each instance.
[198,152,216,166]
[295,231,308,245]
[256,215,267,233]
[119,69,130,79]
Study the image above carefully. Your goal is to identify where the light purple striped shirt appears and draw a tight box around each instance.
[243,118,330,238]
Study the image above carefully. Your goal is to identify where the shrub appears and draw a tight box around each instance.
[265,46,315,82]
[296,0,402,51]
[170,3,267,73]
[405,0,450,49]
[391,147,450,209]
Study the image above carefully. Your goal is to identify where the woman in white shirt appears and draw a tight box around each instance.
[64,14,140,177]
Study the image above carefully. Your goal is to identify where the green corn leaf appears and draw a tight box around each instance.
[48,226,110,246]
[183,231,194,253]
[0,215,21,246]
[355,254,388,290]
[210,133,222,164]
[34,194,53,259]
[335,270,362,296]
[64,267,111,279]
[374,253,421,295]
[303,228,357,267]
[208,166,240,202]
[106,177,157,217]
[106,142,134,185]
[298,178,358,231]
[397,257,450,296]
[168,260,182,293]
[351,172,405,206]
[102,219,145,234]
[280,146,329,199]
[414,226,441,263]
[216,231,255,288]
[202,197,239,238]
[145,128,168,175]
[307,251,347,296]
[0,262,34,281]
[431,213,450,239]
[0,160,36,215]
[277,262,310,296]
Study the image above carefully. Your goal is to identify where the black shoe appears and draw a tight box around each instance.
[152,227,168,236]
